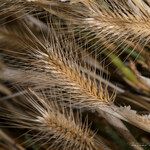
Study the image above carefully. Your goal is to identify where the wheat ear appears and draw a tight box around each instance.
[0,88,111,150]
[29,0,150,67]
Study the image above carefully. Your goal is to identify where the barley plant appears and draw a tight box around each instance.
[0,0,150,150]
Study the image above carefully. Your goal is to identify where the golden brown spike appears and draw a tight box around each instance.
[0,89,111,150]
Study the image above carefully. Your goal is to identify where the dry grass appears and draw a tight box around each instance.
[0,0,150,150]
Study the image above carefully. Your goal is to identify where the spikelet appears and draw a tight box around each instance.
[27,0,150,38]
[0,88,111,150]
[29,0,150,66]
[0,17,115,106]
